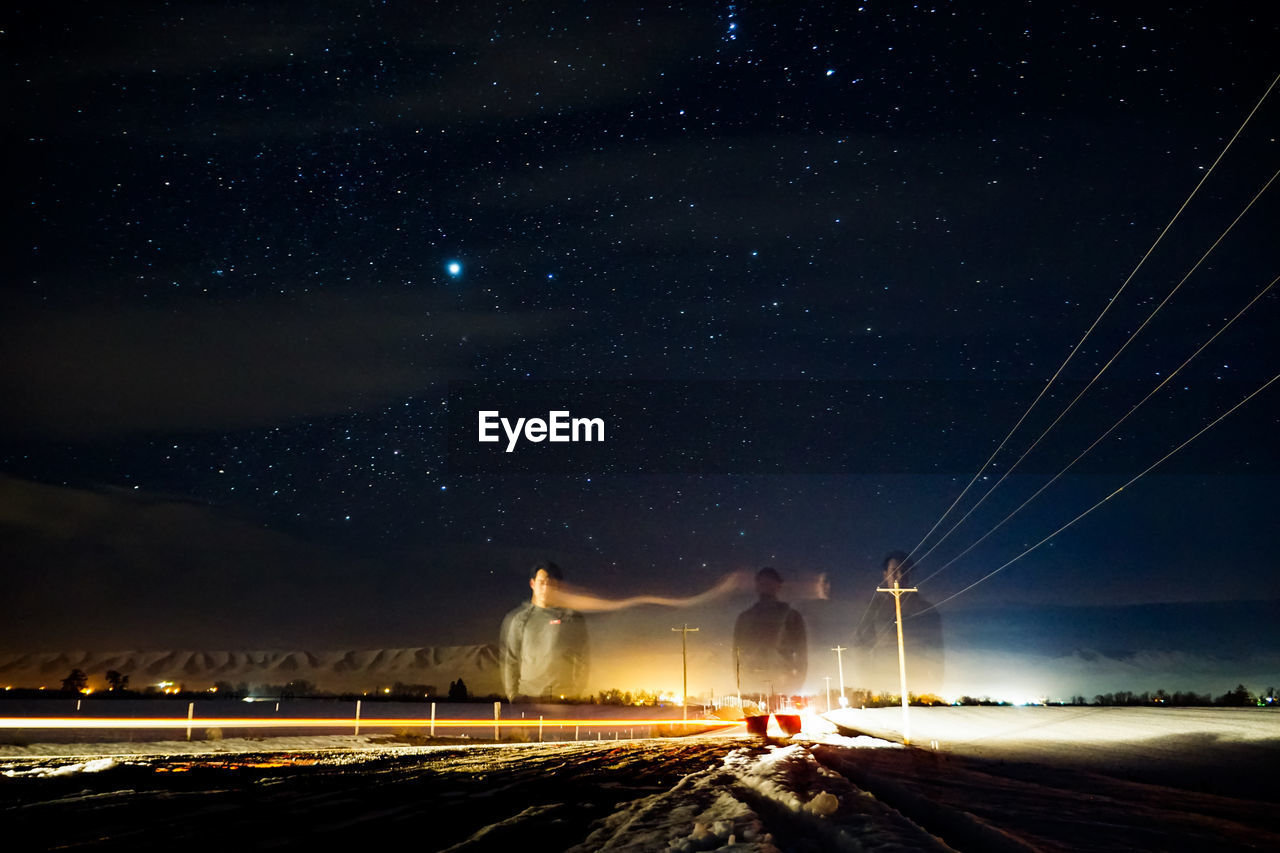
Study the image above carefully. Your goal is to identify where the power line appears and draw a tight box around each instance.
[915,271,1278,588]
[919,370,1280,613]
[911,168,1279,582]
[901,73,1280,571]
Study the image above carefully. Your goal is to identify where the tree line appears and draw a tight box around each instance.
[1070,684,1273,707]
[26,671,1278,710]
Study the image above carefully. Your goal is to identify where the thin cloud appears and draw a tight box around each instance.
[9,3,704,143]
[0,474,377,648]
[0,291,557,438]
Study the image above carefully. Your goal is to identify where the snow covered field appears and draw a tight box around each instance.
[828,704,1280,794]
[3,707,1278,851]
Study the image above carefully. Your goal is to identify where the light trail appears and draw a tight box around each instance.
[0,717,743,731]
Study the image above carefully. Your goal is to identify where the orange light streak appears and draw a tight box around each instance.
[0,717,742,730]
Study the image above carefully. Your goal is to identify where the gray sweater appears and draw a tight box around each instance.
[499,602,589,700]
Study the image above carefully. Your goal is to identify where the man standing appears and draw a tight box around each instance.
[733,567,807,704]
[499,561,589,701]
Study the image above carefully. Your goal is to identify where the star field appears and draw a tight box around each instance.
[2,1,1277,649]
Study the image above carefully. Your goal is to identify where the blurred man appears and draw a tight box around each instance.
[733,567,807,705]
[499,561,589,701]
[853,551,944,695]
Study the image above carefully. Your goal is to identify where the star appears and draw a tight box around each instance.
[446,261,463,277]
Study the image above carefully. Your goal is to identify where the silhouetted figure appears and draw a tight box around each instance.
[853,551,944,695]
[733,567,807,704]
[795,571,842,696]
[499,561,589,701]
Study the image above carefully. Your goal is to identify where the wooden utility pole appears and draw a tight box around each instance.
[830,645,847,706]
[672,625,700,720]
[823,676,832,712]
[876,580,917,744]
[734,645,741,708]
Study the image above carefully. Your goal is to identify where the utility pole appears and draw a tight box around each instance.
[831,645,847,706]
[672,625,700,720]
[876,579,917,744]
[734,645,741,708]
[823,676,832,713]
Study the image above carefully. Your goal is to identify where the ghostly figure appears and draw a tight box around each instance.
[853,552,944,696]
[732,567,807,704]
[499,561,589,701]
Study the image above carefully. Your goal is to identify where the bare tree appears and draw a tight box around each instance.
[61,669,88,692]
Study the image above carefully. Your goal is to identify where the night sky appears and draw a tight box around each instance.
[2,2,1277,677]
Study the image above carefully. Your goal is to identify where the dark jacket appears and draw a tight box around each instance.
[733,598,807,695]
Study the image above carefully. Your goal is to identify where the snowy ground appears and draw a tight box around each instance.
[3,707,1279,851]
[826,705,1280,800]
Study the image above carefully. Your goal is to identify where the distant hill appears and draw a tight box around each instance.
[3,601,1276,701]
[0,646,501,695]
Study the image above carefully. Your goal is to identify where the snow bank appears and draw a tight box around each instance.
[0,734,399,759]
[568,739,949,852]
[2,757,117,778]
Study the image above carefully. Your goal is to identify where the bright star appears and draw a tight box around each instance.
[446,261,462,276]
